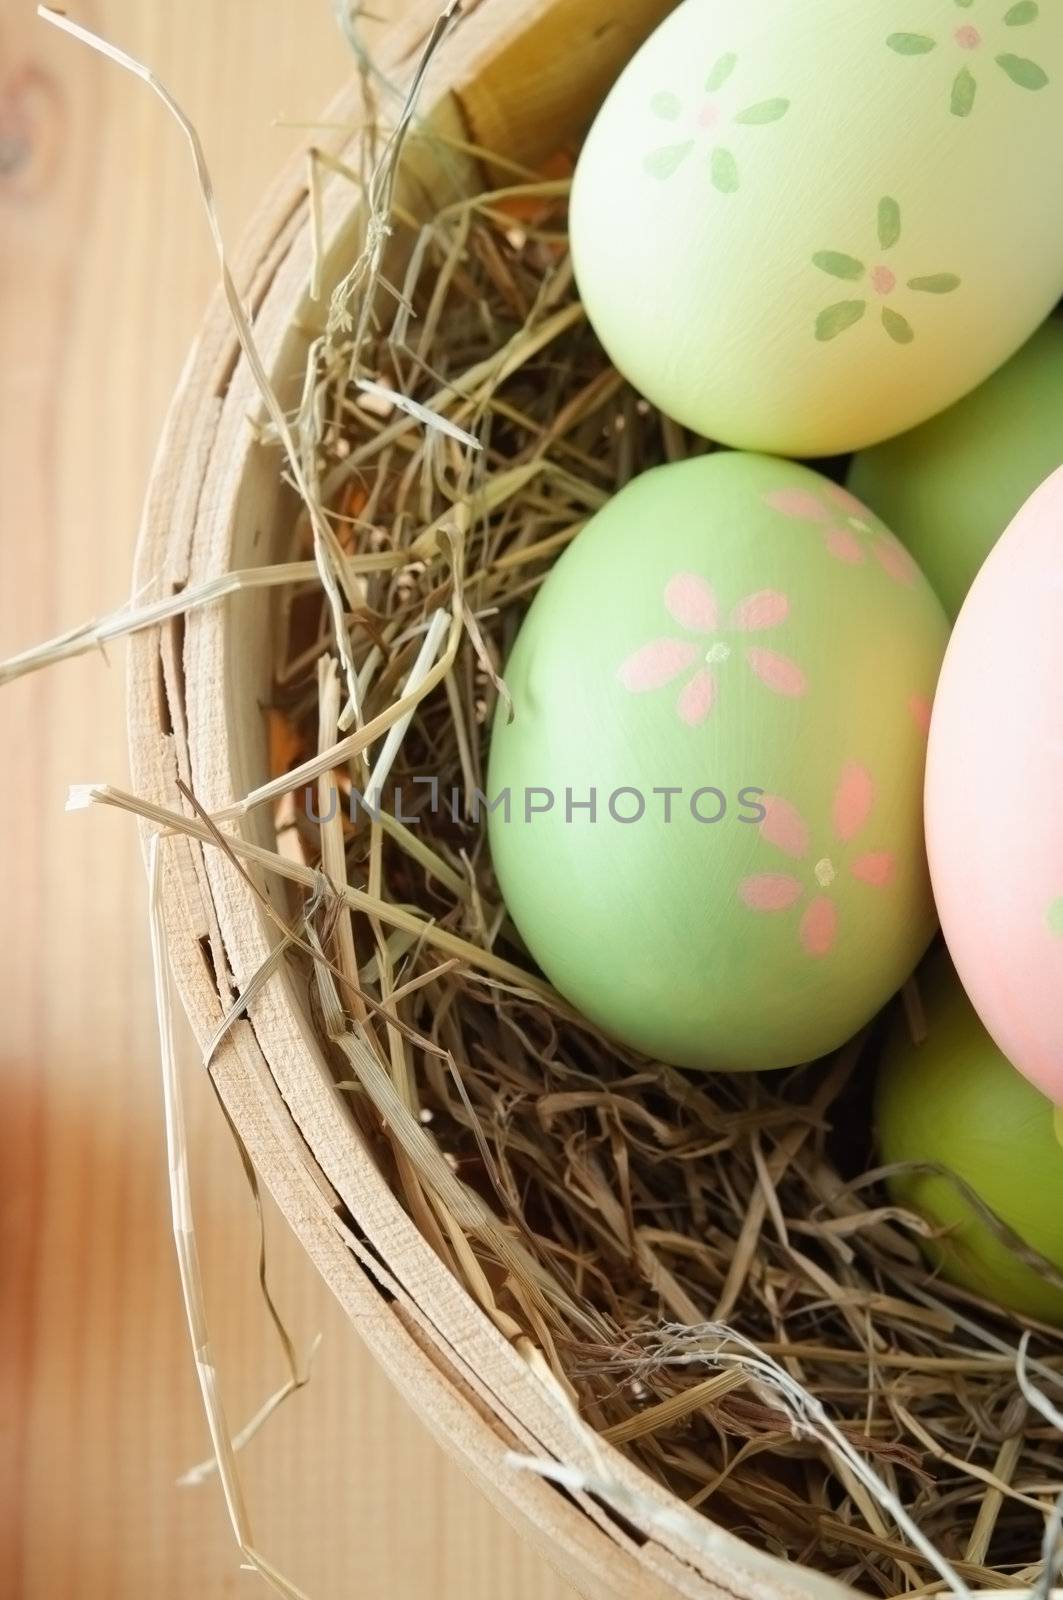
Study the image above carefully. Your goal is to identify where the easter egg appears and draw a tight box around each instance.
[925,464,1063,1104]
[487,452,949,1072]
[876,950,1063,1324]
[849,317,1063,618]
[570,0,1063,457]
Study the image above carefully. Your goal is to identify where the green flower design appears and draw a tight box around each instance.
[887,0,1049,117]
[645,52,790,191]
[813,197,960,344]
[1047,896,1063,936]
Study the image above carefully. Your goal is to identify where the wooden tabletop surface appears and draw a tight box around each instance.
[0,4,575,1594]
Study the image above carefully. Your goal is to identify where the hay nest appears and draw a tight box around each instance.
[246,137,1063,1595]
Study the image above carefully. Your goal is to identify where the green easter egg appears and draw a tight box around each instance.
[876,950,1063,1324]
[487,453,949,1072]
[570,0,1063,456]
[849,317,1063,619]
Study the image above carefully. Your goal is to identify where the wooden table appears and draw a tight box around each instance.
[0,4,575,1594]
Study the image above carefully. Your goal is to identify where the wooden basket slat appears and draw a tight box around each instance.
[450,0,675,167]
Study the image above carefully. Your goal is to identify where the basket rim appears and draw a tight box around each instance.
[126,5,869,1597]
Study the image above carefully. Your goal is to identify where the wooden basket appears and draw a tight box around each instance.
[127,4,853,1596]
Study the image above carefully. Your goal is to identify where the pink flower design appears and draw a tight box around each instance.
[908,693,933,738]
[738,763,896,958]
[618,573,807,727]
[645,53,790,189]
[763,482,919,585]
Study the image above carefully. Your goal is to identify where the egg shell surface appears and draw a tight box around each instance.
[926,463,1063,1104]
[849,317,1063,618]
[876,949,1063,1325]
[570,0,1063,456]
[487,452,949,1072]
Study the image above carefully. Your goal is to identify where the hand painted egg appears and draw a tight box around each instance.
[876,950,1063,1324]
[926,464,1063,1104]
[487,453,949,1072]
[849,316,1063,618]
[570,0,1063,456]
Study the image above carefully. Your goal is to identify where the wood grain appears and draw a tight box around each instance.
[0,4,575,1595]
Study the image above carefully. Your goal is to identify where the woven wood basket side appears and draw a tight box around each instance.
[128,5,857,1598]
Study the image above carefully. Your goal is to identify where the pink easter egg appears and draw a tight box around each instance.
[926,465,1063,1104]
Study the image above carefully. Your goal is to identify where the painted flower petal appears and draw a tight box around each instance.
[815,300,866,341]
[746,647,807,698]
[711,146,740,193]
[760,795,810,860]
[825,526,866,563]
[706,51,738,91]
[800,897,838,958]
[872,535,918,585]
[996,53,1049,88]
[734,97,790,124]
[730,589,790,631]
[907,273,961,293]
[764,488,831,524]
[1005,2,1039,26]
[645,142,695,180]
[812,251,866,281]
[618,638,698,692]
[739,873,804,912]
[651,89,683,120]
[887,32,938,54]
[850,852,896,888]
[677,668,716,727]
[665,572,719,632]
[833,762,875,843]
[823,483,870,519]
[878,196,901,251]
[881,307,915,345]
[951,66,977,116]
[909,693,933,737]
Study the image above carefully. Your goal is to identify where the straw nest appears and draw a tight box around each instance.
[12,15,1063,1596]
[239,144,1063,1596]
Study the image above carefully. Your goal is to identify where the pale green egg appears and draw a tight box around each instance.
[487,452,949,1071]
[571,0,1063,456]
[849,316,1063,619]
[876,949,1063,1325]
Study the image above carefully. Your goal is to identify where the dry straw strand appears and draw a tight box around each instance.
[148,835,313,1600]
